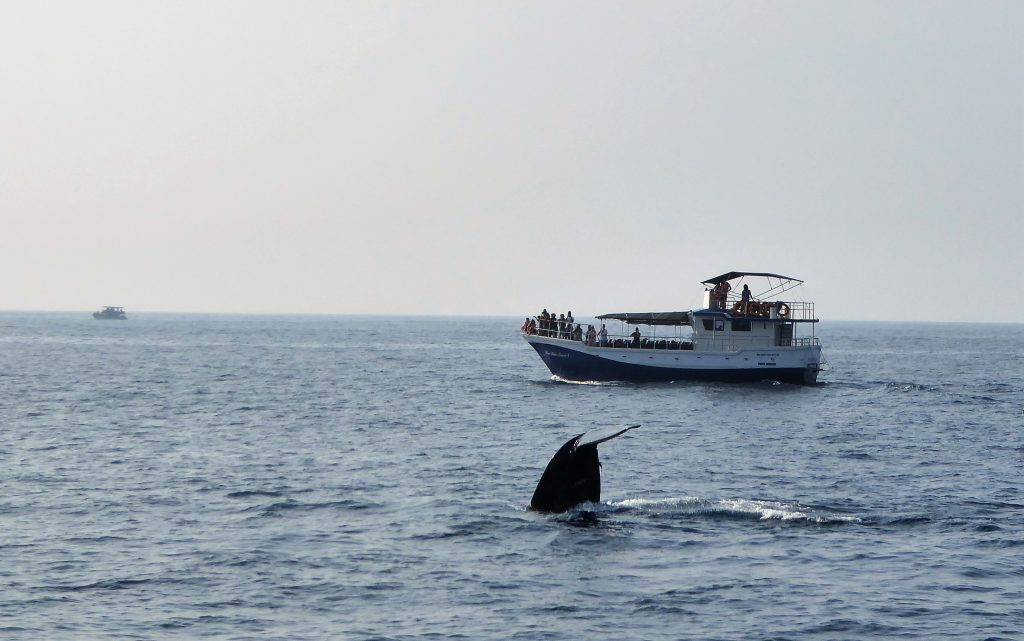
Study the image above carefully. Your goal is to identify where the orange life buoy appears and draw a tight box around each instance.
[731,302,746,315]
[778,303,790,318]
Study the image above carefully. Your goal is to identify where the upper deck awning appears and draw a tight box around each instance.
[595,311,693,326]
[701,271,802,285]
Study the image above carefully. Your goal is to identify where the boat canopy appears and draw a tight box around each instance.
[595,311,693,326]
[701,271,802,285]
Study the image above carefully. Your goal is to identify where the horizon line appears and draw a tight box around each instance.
[0,308,1019,325]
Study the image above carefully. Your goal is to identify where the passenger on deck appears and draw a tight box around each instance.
[598,324,608,347]
[573,323,583,341]
[521,318,531,333]
[586,325,597,346]
[720,281,732,308]
[630,327,641,347]
[741,284,752,306]
[556,313,564,338]
[528,318,537,334]
[540,309,550,336]
[566,311,574,328]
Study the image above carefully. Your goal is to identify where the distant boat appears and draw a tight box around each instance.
[521,271,824,385]
[93,306,127,320]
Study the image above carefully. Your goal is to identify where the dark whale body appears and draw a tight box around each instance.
[530,425,639,513]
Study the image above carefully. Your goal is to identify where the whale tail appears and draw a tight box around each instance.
[530,425,639,513]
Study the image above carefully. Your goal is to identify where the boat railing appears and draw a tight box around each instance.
[588,336,696,351]
[525,329,820,351]
[523,322,818,351]
[522,321,693,350]
[777,301,814,321]
[714,299,815,321]
[696,335,821,351]
[786,337,820,347]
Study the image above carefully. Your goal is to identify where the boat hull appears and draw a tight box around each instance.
[524,334,821,385]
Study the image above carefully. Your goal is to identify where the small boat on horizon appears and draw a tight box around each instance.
[93,306,127,320]
[521,271,824,385]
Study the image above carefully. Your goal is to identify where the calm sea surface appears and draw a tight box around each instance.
[2,313,1023,640]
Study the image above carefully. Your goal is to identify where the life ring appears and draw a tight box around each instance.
[731,302,746,315]
[778,303,790,318]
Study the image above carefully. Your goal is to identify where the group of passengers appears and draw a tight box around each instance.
[521,314,694,351]
[584,324,609,347]
[521,310,611,347]
[711,282,754,309]
[524,309,576,339]
[710,281,732,309]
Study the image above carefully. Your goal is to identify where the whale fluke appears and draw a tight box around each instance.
[530,425,639,513]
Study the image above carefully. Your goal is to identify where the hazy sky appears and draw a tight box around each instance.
[2,1,1020,321]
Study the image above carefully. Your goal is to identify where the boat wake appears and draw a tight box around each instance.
[548,375,622,386]
[883,381,937,393]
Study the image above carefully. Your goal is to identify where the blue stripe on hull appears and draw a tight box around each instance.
[528,341,813,385]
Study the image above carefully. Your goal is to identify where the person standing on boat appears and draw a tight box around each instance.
[573,323,583,342]
[586,325,597,346]
[630,327,641,347]
[712,283,727,308]
[540,309,550,336]
[741,284,752,307]
[598,324,608,347]
[557,313,566,339]
[720,281,732,308]
[566,310,574,332]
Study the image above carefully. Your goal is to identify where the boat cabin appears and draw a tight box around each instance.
[583,271,819,353]
[692,310,793,352]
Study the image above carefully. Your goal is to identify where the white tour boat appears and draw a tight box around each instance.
[521,271,823,385]
[92,306,128,320]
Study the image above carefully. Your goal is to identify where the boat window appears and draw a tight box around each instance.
[731,320,751,332]
[702,319,714,330]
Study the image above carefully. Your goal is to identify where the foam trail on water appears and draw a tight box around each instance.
[610,496,862,524]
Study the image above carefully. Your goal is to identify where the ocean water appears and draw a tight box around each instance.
[2,313,1023,640]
